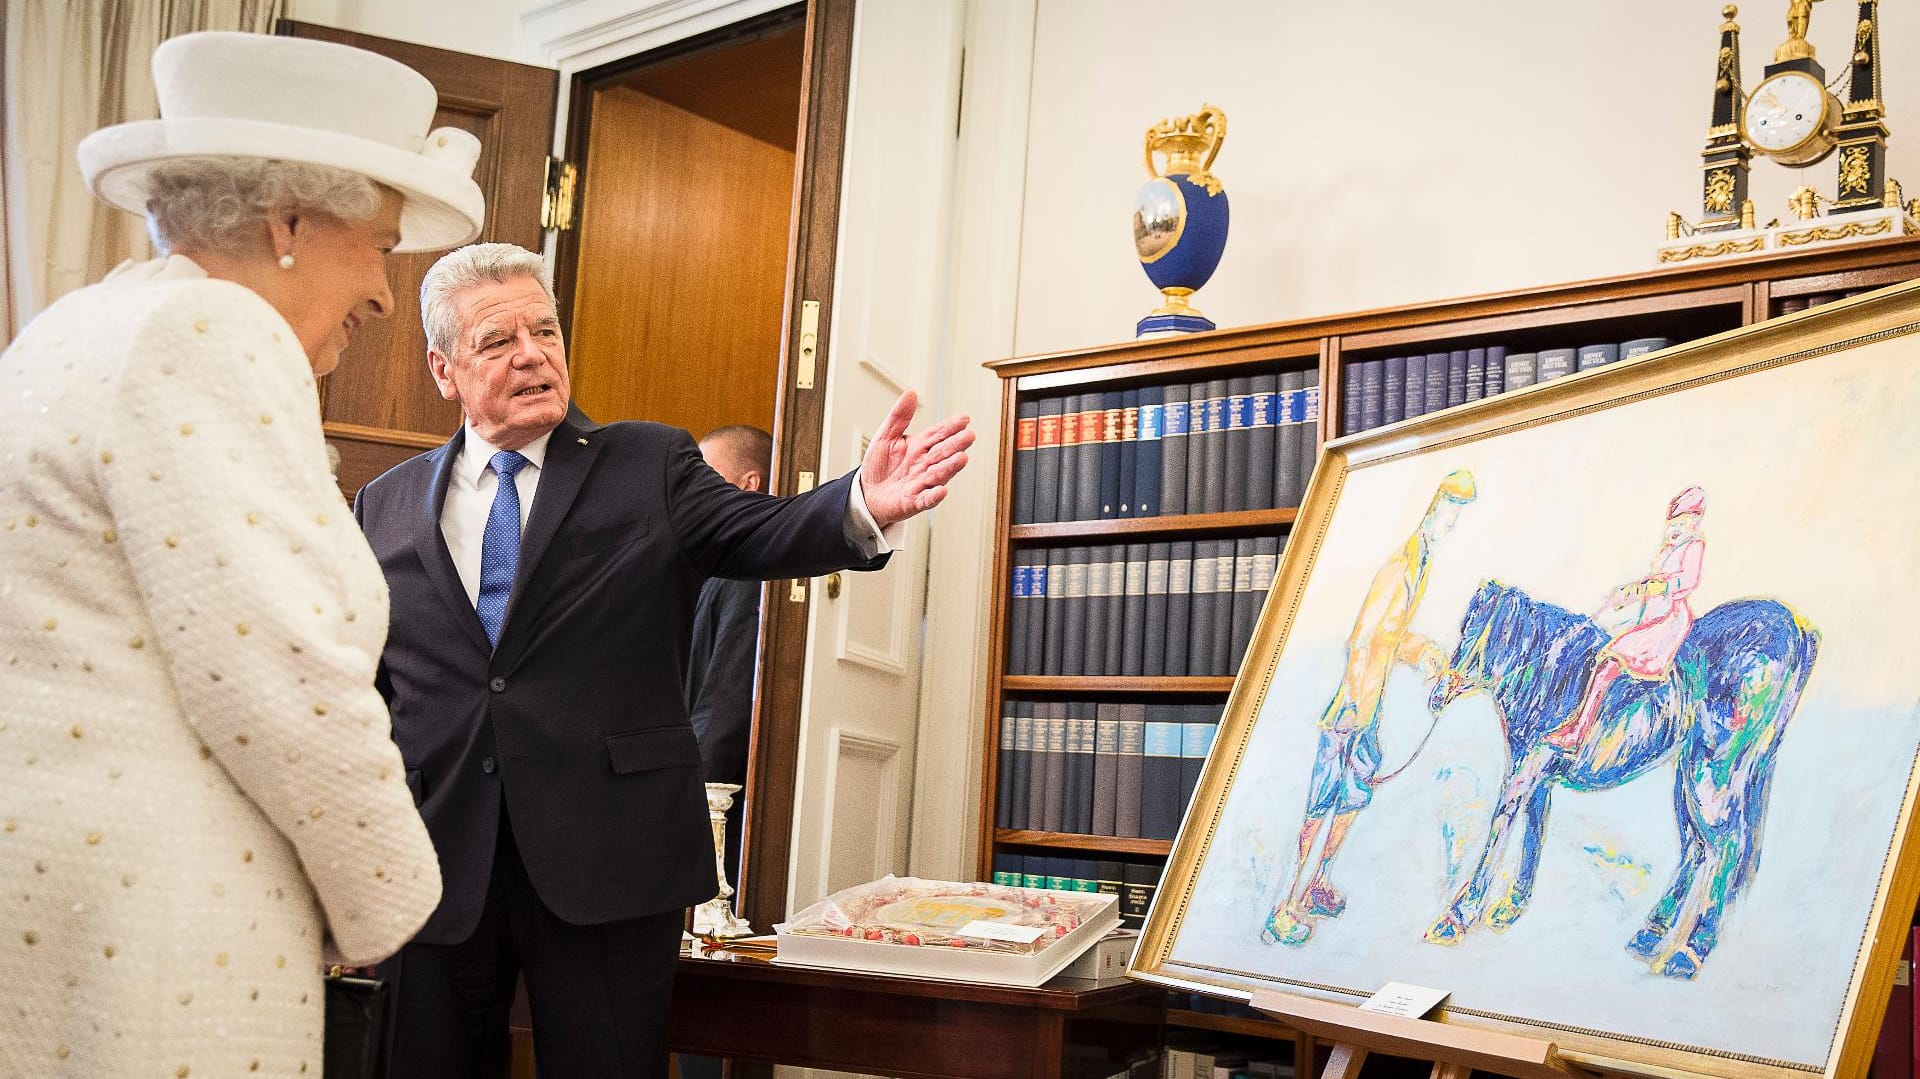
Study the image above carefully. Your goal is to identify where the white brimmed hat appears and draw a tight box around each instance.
[77,31,486,253]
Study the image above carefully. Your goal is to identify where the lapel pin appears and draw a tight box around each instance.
[577,437,589,445]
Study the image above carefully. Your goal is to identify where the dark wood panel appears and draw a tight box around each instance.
[618,23,805,151]
[1003,676,1236,694]
[1011,508,1296,542]
[566,85,790,437]
[739,0,856,936]
[994,830,1173,856]
[280,21,557,446]
[324,423,441,502]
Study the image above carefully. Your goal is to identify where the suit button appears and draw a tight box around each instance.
[489,677,506,693]
[482,757,497,775]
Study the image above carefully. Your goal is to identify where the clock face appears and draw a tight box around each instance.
[1742,71,1828,154]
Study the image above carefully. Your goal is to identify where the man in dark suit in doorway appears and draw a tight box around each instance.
[686,424,773,884]
[355,242,972,1079]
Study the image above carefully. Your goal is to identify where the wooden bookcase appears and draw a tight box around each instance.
[976,235,1920,905]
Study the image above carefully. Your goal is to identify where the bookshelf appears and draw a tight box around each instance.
[977,236,1920,940]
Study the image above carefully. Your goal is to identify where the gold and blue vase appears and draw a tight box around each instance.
[1133,104,1229,337]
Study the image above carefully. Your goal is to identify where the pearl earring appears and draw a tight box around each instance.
[278,253,295,270]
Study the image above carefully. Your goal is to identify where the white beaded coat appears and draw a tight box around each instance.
[0,256,442,1077]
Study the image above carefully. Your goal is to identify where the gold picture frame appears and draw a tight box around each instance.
[1132,279,1920,1079]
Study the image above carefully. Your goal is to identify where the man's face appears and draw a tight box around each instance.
[1424,499,1464,542]
[699,438,761,493]
[427,275,571,451]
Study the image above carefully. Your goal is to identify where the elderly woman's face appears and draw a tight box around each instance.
[284,188,403,376]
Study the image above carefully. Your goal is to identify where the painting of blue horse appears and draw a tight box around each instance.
[1426,581,1820,979]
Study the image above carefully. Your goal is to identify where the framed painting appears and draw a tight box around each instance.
[1131,279,1920,1079]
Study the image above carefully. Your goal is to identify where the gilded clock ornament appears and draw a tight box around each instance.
[1658,0,1914,265]
[1132,104,1230,338]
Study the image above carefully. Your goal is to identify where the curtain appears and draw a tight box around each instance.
[2,0,284,336]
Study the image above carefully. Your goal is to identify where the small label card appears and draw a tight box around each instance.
[1358,982,1451,1020]
[956,920,1048,945]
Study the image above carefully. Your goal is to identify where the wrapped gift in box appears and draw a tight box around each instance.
[774,875,1120,987]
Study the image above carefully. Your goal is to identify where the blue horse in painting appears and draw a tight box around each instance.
[1424,581,1820,979]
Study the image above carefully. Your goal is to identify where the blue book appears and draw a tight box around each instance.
[1382,356,1406,425]
[1098,390,1124,518]
[1465,348,1487,402]
[1201,380,1229,514]
[1358,360,1384,432]
[1183,384,1208,519]
[1622,336,1671,359]
[1134,385,1164,518]
[1423,352,1449,414]
[1446,350,1468,408]
[1141,708,1186,841]
[1118,389,1140,517]
[1537,348,1577,381]
[1248,374,1277,510]
[1577,343,1619,371]
[1505,352,1539,389]
[1340,362,1362,436]
[1178,710,1219,826]
[1223,377,1252,512]
[1485,346,1507,396]
[1160,383,1189,516]
[1403,353,1427,419]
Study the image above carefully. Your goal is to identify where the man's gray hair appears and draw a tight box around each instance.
[142,157,382,256]
[419,242,555,356]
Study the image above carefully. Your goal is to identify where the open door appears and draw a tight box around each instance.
[278,21,558,498]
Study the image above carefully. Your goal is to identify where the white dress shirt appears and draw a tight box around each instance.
[440,422,898,605]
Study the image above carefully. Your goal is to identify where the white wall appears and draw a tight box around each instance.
[285,0,528,60]
[1010,0,1920,355]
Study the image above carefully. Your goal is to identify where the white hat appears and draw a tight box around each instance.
[77,31,486,253]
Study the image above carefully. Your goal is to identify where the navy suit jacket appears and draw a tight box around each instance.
[354,411,884,944]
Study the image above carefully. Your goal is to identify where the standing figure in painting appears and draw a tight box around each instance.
[1261,470,1477,947]
[1545,487,1706,754]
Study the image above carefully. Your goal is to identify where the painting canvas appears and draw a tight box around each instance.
[1133,281,1920,1079]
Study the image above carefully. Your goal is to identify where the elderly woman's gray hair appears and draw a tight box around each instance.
[142,156,382,256]
[419,242,554,357]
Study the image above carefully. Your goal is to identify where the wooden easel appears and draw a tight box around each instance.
[1250,989,1602,1079]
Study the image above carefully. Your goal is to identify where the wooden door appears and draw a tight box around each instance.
[277,21,557,498]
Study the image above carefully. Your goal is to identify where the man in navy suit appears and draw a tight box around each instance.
[355,243,972,1078]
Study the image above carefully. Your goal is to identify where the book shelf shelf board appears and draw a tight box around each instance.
[1013,343,1324,394]
[1165,1007,1307,1042]
[993,830,1173,856]
[1009,507,1298,542]
[983,235,1920,383]
[1001,676,1237,694]
[1332,284,1750,355]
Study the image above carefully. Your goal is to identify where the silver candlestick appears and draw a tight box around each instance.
[691,782,753,938]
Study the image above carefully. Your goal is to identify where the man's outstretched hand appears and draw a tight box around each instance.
[860,390,974,528]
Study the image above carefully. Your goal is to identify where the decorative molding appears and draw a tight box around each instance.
[836,423,911,674]
[321,421,446,450]
[816,729,903,891]
[1657,237,1766,264]
[521,0,789,68]
[1777,218,1893,246]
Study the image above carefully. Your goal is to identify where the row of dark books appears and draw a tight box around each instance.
[1012,372,1322,524]
[1341,337,1673,435]
[1777,288,1875,315]
[1162,1035,1297,1079]
[1008,538,1281,677]
[987,853,1163,929]
[996,701,1223,841]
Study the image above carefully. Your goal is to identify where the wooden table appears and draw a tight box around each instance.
[668,947,1165,1079]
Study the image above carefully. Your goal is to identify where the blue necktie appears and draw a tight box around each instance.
[475,450,528,648]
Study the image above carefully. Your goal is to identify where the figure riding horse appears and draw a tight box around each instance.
[1424,580,1819,979]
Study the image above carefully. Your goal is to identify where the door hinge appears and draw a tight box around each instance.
[788,470,817,602]
[795,300,820,390]
[541,156,578,231]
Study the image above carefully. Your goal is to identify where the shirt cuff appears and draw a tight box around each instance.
[845,476,899,559]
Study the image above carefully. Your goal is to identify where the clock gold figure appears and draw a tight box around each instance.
[1658,0,1917,265]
